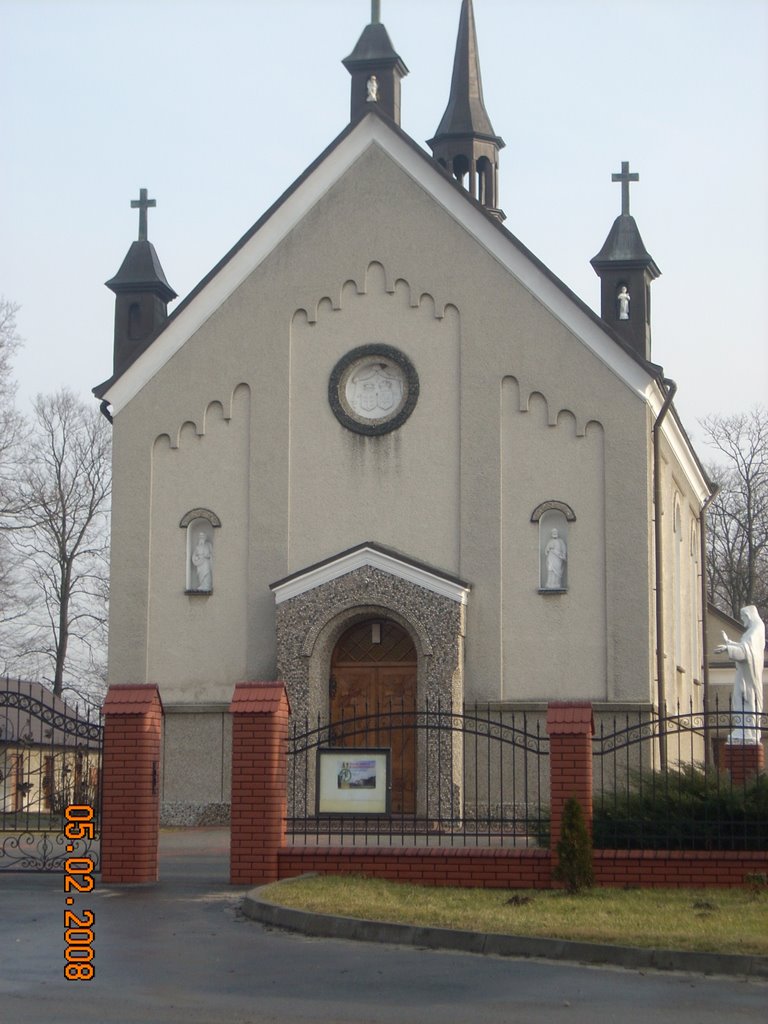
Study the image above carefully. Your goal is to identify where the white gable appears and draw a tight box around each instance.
[103,115,651,417]
[270,545,470,606]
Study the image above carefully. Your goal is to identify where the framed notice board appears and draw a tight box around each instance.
[316,748,391,816]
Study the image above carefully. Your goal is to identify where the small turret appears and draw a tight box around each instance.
[105,189,176,377]
[591,162,660,362]
[343,1,408,125]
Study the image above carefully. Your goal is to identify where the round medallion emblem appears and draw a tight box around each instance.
[329,345,419,435]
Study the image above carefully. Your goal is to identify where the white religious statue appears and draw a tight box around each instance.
[366,75,379,103]
[544,528,567,589]
[714,605,765,745]
[617,285,630,320]
[191,530,213,591]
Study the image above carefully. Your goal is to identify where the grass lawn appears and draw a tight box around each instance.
[258,875,768,957]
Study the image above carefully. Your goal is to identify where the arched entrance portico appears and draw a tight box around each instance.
[330,619,417,814]
[270,543,470,818]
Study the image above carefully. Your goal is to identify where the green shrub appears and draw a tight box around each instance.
[553,797,594,892]
[593,765,768,851]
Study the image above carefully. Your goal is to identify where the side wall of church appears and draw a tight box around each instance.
[655,423,706,711]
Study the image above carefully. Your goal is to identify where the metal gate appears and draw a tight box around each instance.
[287,700,550,847]
[1,678,102,871]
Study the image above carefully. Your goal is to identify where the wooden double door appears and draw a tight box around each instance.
[329,620,416,814]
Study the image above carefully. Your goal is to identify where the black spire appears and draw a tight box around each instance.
[343,2,408,125]
[591,162,660,361]
[428,0,505,219]
[105,189,176,377]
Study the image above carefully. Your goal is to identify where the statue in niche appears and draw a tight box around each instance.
[191,530,213,591]
[617,285,630,320]
[366,75,379,103]
[544,528,567,589]
[715,605,765,745]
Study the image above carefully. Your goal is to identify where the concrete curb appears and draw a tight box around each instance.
[242,883,768,980]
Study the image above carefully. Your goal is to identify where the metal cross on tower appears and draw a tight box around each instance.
[371,1,381,24]
[611,161,639,216]
[131,188,156,241]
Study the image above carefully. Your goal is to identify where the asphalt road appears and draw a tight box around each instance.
[1,829,766,1024]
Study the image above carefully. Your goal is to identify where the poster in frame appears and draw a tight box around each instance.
[316,747,391,816]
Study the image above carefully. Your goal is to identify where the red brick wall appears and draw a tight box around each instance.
[229,682,290,885]
[546,702,594,852]
[100,684,163,884]
[594,850,768,888]
[278,847,552,888]
[227,693,766,889]
[274,847,767,889]
[721,744,766,786]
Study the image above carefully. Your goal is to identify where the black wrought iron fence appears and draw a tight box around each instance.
[287,700,549,847]
[1,678,102,870]
[592,698,767,851]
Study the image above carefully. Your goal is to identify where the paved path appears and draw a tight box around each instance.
[1,829,766,1024]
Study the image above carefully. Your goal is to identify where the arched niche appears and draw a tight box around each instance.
[531,501,575,593]
[180,508,221,593]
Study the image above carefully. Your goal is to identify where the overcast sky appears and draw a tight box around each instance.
[2,0,766,456]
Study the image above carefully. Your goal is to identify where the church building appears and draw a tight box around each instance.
[95,1,711,825]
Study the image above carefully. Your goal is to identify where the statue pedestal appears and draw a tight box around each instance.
[722,743,765,786]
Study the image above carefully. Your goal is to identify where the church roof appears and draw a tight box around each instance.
[105,239,177,300]
[93,107,663,407]
[342,21,407,75]
[591,213,660,275]
[429,0,503,146]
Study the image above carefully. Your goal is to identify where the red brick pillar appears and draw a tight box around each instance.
[546,702,594,852]
[722,743,765,786]
[229,682,291,885]
[100,684,163,884]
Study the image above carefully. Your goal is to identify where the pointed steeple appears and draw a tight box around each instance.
[343,2,408,125]
[591,162,660,361]
[105,189,176,377]
[428,0,505,219]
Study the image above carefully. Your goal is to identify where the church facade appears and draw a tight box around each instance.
[95,1,711,824]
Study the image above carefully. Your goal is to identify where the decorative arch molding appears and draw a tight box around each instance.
[291,261,451,327]
[502,374,602,438]
[530,500,576,523]
[154,433,172,452]
[154,384,251,450]
[179,508,222,529]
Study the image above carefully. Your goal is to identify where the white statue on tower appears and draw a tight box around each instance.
[617,285,630,320]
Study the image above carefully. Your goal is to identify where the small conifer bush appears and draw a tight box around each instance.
[553,797,594,893]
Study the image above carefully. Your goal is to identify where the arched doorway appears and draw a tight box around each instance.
[329,619,416,814]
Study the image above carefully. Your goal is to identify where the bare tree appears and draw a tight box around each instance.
[0,299,30,644]
[5,390,111,697]
[0,297,25,499]
[701,407,768,624]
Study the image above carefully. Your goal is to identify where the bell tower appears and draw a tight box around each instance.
[428,0,505,220]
